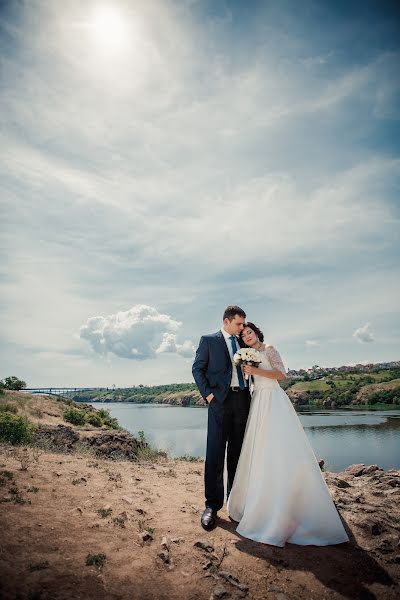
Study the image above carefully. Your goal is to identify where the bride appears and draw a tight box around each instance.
[227,322,349,547]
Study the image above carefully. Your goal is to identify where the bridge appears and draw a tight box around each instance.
[24,387,108,397]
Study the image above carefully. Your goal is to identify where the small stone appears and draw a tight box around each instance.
[121,496,133,505]
[171,537,185,544]
[161,536,170,551]
[158,549,170,564]
[358,518,386,536]
[335,478,351,489]
[139,530,153,542]
[76,507,83,514]
[194,540,215,553]
[218,571,249,592]
[376,539,394,554]
[212,584,229,599]
[386,478,400,487]
[54,472,62,477]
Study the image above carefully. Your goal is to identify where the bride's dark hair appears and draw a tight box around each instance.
[242,322,264,343]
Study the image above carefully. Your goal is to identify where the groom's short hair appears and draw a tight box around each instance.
[223,305,246,321]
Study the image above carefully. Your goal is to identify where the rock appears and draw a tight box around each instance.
[386,478,400,488]
[376,539,394,554]
[211,583,230,599]
[171,537,185,544]
[344,464,366,477]
[335,478,351,488]
[358,518,386,536]
[158,549,170,564]
[161,536,170,551]
[212,584,230,599]
[194,540,215,553]
[86,431,147,460]
[121,496,134,505]
[33,424,79,451]
[218,571,249,592]
[318,459,325,470]
[139,530,153,542]
[362,465,381,475]
[76,507,83,514]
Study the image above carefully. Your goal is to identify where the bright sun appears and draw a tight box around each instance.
[89,5,128,53]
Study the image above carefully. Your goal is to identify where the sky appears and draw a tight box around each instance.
[1,0,399,387]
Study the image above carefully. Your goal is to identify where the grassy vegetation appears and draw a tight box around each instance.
[63,406,120,429]
[287,369,400,408]
[0,412,33,444]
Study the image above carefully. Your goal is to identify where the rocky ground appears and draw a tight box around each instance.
[0,443,399,600]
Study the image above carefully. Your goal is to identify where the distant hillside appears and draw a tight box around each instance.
[67,369,400,409]
[68,383,204,407]
[285,369,400,408]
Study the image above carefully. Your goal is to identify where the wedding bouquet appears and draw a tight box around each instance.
[233,348,262,380]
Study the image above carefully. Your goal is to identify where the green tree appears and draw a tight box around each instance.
[2,376,27,391]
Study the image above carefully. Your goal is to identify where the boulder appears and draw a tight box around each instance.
[344,464,366,477]
[33,424,79,451]
[87,431,146,459]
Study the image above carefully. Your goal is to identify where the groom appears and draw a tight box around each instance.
[192,305,251,530]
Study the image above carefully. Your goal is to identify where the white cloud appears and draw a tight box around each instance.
[305,340,320,347]
[353,323,375,344]
[79,305,194,360]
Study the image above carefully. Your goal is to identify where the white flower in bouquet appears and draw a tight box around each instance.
[233,348,262,379]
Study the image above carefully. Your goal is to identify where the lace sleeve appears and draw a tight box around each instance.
[265,345,286,374]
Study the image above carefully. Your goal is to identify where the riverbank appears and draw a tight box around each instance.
[1,444,399,599]
[0,392,399,599]
[61,367,400,410]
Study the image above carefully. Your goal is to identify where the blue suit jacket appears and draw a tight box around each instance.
[192,330,245,405]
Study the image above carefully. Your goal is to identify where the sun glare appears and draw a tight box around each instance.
[89,5,128,54]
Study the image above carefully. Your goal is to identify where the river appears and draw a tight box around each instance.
[89,403,400,472]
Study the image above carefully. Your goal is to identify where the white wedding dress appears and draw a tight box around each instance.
[227,346,349,547]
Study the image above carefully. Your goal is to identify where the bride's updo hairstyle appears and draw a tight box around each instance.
[242,322,264,343]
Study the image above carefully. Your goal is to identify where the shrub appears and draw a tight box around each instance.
[63,407,86,425]
[86,413,103,427]
[86,553,106,569]
[0,413,33,444]
[96,408,120,429]
[0,402,18,414]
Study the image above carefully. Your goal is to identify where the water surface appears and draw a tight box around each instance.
[90,403,400,472]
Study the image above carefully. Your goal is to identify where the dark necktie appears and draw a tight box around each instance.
[230,335,246,390]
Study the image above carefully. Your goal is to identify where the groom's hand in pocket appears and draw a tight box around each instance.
[206,393,214,404]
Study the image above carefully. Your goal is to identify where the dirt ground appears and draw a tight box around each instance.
[0,444,399,600]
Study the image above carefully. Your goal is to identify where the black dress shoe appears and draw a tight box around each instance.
[201,507,217,530]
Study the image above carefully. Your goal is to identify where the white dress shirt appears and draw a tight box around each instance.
[221,327,246,388]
